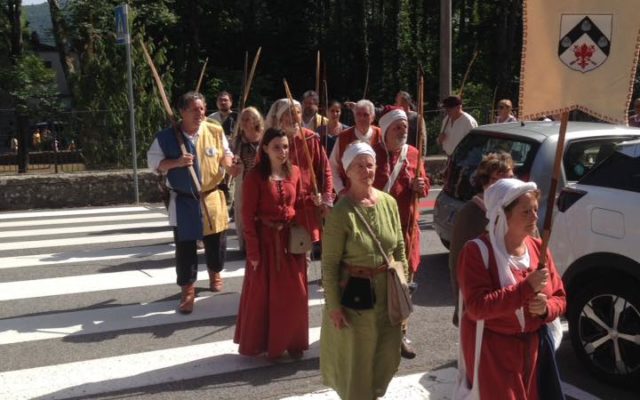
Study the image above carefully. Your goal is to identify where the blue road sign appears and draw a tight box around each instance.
[115,5,128,45]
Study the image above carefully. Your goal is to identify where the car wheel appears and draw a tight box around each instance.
[568,279,640,387]
[440,238,450,250]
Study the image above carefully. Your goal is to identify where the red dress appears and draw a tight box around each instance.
[234,166,309,358]
[373,143,429,272]
[289,128,333,242]
[457,234,567,400]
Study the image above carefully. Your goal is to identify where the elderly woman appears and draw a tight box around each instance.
[456,178,566,399]
[372,106,429,358]
[228,107,265,252]
[320,141,408,400]
[495,99,517,123]
[276,99,333,243]
[449,152,514,326]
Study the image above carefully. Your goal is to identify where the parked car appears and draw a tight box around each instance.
[550,139,640,386]
[433,121,640,248]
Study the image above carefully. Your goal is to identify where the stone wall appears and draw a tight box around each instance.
[0,156,447,211]
[0,170,162,211]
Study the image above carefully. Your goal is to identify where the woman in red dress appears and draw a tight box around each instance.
[234,128,309,360]
[457,178,566,399]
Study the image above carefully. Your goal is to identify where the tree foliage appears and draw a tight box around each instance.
[10,0,637,165]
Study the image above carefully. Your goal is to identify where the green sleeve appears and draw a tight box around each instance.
[389,196,409,279]
[321,203,347,311]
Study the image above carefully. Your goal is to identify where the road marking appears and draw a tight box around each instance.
[0,230,173,251]
[0,244,176,270]
[0,266,246,301]
[0,328,322,400]
[0,292,325,345]
[0,206,161,220]
[0,221,169,239]
[280,367,602,400]
[0,212,167,228]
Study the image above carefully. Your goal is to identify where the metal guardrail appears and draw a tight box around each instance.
[0,150,87,174]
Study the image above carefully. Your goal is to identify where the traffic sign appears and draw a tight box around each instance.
[115,4,129,45]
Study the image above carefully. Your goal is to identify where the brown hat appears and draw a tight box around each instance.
[441,95,462,108]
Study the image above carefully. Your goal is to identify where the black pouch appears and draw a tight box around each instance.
[340,277,376,310]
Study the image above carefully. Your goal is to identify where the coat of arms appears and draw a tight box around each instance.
[558,15,612,73]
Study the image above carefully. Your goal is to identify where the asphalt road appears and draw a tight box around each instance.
[0,188,637,399]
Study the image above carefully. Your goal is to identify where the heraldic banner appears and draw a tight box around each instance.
[519,0,640,124]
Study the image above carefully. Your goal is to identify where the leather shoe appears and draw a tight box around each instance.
[401,336,416,359]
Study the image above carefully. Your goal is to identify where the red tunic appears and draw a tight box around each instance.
[457,234,566,400]
[234,166,309,358]
[289,128,333,242]
[373,143,429,272]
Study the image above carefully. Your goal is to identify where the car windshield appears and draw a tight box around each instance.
[444,133,538,201]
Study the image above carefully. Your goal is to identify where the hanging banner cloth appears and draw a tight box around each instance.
[519,0,640,124]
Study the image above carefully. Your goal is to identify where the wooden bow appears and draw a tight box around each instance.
[283,79,318,196]
[195,57,209,94]
[405,68,426,274]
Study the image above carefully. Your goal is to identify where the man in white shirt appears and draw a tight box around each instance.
[301,90,328,130]
[208,91,237,138]
[437,95,478,156]
[329,99,382,194]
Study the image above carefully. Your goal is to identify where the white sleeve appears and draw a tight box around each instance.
[146,138,164,173]
[222,134,233,157]
[329,136,344,193]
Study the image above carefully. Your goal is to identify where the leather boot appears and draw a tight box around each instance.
[178,284,195,314]
[209,270,223,292]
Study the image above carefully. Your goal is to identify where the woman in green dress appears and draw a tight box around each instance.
[320,141,409,400]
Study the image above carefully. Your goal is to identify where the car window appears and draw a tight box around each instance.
[578,151,640,193]
[444,134,538,201]
[563,140,622,181]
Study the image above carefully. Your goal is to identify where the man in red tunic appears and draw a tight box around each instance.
[329,99,381,196]
[372,106,429,359]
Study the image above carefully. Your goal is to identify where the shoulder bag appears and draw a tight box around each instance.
[351,204,413,326]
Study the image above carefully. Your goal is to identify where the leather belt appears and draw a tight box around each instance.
[343,263,388,279]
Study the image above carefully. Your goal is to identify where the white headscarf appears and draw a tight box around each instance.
[341,141,376,172]
[484,178,538,331]
[379,108,407,141]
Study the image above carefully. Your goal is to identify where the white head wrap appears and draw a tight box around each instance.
[341,141,376,172]
[264,98,301,129]
[379,108,407,140]
[484,178,538,331]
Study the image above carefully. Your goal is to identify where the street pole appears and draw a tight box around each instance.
[440,0,452,101]
[117,4,139,204]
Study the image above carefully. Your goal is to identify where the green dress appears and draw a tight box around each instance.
[320,190,409,400]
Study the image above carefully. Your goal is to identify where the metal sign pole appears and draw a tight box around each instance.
[116,4,139,204]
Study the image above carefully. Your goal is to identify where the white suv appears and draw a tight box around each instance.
[550,139,640,387]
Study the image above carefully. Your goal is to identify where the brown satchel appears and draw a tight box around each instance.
[351,204,413,326]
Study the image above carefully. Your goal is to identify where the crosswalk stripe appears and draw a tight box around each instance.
[0,265,246,301]
[0,206,160,220]
[0,292,325,345]
[0,244,175,270]
[0,327,322,400]
[0,221,170,239]
[0,212,167,228]
[0,230,173,251]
